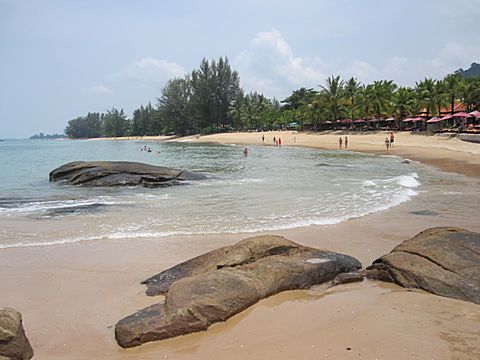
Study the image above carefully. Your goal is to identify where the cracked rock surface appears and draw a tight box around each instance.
[115,235,361,348]
[0,308,33,360]
[366,227,480,304]
[49,161,205,187]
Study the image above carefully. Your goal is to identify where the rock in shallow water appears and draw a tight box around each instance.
[49,161,205,187]
[0,308,33,360]
[366,227,480,304]
[115,235,362,348]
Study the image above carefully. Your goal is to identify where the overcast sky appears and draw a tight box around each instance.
[1,0,479,138]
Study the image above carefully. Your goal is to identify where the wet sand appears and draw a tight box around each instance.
[1,131,480,359]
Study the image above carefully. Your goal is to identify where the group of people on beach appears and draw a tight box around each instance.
[385,132,395,150]
[339,136,348,149]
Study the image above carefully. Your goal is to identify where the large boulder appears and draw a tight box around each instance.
[366,227,480,304]
[115,235,361,348]
[0,308,33,360]
[49,161,205,187]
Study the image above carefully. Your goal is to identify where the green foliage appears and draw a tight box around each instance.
[102,108,129,137]
[65,58,480,138]
[65,112,102,138]
[454,63,480,79]
[30,132,65,139]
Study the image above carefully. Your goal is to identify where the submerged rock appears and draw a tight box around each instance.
[115,235,361,348]
[49,161,205,187]
[0,308,33,360]
[366,227,480,304]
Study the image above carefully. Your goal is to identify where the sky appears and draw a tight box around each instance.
[1,0,479,138]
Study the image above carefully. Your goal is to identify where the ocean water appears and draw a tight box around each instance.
[0,138,461,248]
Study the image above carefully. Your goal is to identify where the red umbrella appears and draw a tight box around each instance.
[413,117,425,122]
[426,117,442,123]
[440,114,453,120]
[453,111,472,117]
[468,110,480,118]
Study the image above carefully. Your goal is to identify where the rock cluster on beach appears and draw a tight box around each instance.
[0,308,33,360]
[115,235,362,348]
[367,227,480,304]
[49,161,205,187]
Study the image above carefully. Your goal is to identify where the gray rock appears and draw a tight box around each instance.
[366,227,480,304]
[115,235,361,348]
[49,161,205,187]
[331,272,364,286]
[0,308,33,360]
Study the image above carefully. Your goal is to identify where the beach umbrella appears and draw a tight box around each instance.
[426,117,442,123]
[453,112,472,118]
[353,119,366,123]
[403,118,414,122]
[385,117,396,121]
[413,117,426,122]
[440,114,453,120]
[468,110,480,118]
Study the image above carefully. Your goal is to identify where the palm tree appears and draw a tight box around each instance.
[392,87,414,120]
[443,74,461,115]
[319,75,345,121]
[367,80,395,120]
[432,80,448,116]
[415,78,437,117]
[460,77,480,111]
[344,77,361,120]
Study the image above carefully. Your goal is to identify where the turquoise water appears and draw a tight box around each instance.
[0,139,452,248]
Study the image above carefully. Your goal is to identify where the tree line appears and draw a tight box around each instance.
[65,59,480,138]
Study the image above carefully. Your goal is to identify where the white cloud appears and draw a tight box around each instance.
[234,29,328,99]
[85,85,112,94]
[121,56,187,84]
[343,60,379,83]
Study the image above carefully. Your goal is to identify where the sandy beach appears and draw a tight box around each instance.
[1,131,480,359]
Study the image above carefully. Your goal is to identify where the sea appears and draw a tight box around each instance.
[0,138,477,249]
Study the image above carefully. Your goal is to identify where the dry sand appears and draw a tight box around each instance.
[1,131,480,359]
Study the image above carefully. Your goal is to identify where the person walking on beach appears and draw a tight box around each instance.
[390,132,395,148]
[262,134,265,143]
[278,137,282,146]
[344,136,348,149]
[385,137,390,150]
[339,137,343,149]
[273,136,276,145]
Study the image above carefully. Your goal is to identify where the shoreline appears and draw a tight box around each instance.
[94,131,480,178]
[1,132,480,359]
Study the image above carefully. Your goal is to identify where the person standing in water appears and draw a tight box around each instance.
[243,147,248,156]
